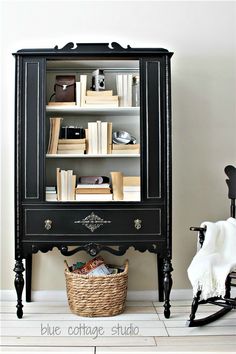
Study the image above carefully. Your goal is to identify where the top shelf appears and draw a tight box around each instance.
[46,60,139,71]
[46,106,140,116]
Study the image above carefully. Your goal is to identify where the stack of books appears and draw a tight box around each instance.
[75,183,112,201]
[47,117,63,154]
[84,90,119,107]
[112,144,140,154]
[116,74,133,107]
[123,176,141,201]
[87,121,112,154]
[57,138,86,155]
[46,186,57,201]
[56,168,76,201]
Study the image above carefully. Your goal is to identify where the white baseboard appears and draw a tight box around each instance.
[1,288,235,302]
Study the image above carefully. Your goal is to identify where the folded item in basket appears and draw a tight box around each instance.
[76,256,110,276]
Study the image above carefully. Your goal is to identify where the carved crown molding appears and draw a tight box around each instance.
[15,42,172,56]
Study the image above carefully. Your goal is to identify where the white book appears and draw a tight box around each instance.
[87,122,93,154]
[46,193,57,201]
[60,170,68,201]
[76,82,81,106]
[84,103,119,108]
[123,186,141,192]
[123,74,128,107]
[97,120,102,154]
[57,150,85,154]
[127,74,133,107]
[46,186,56,192]
[89,122,97,154]
[87,122,98,154]
[80,75,87,107]
[101,122,108,154]
[76,183,110,189]
[116,74,123,107]
[76,194,113,201]
[123,191,141,201]
[67,170,73,200]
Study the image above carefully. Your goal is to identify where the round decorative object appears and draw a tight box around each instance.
[112,131,136,144]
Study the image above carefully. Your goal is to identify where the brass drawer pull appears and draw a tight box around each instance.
[134,219,142,230]
[44,219,52,230]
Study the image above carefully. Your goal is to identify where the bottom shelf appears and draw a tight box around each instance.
[46,193,141,202]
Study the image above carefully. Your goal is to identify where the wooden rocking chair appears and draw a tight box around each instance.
[187,165,236,327]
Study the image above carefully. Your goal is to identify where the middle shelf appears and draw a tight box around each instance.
[46,154,140,158]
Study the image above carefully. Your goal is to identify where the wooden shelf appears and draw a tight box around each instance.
[46,153,140,158]
[46,106,140,116]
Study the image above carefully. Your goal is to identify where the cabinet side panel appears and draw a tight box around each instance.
[22,58,45,200]
[141,59,164,201]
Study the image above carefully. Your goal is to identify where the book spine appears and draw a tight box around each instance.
[80,75,87,107]
[76,82,81,106]
[97,120,101,154]
[127,74,133,107]
[101,122,108,154]
[123,74,128,107]
[110,171,124,201]
[107,122,112,154]
[56,168,61,201]
[60,170,68,201]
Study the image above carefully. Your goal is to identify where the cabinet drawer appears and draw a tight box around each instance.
[24,208,162,236]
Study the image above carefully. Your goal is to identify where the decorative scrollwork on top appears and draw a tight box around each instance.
[54,42,132,52]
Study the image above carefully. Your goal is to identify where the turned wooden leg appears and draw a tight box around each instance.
[225,275,231,299]
[189,290,201,323]
[14,259,25,318]
[163,257,173,318]
[157,256,164,302]
[25,254,32,302]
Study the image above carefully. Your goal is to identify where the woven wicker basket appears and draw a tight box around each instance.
[65,260,128,317]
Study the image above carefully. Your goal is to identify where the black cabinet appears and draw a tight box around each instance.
[14,42,173,319]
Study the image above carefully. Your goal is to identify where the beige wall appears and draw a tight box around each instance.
[1,1,236,293]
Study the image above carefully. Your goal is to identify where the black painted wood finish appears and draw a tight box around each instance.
[14,43,173,318]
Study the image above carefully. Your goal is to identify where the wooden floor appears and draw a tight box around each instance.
[0,300,235,353]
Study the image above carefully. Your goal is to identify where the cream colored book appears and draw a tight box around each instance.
[112,144,140,150]
[86,90,113,96]
[47,117,62,154]
[80,75,87,107]
[58,139,86,144]
[48,102,76,106]
[123,176,140,186]
[110,171,123,201]
[84,102,119,108]
[111,149,139,154]
[85,95,118,102]
[57,144,86,150]
[107,122,112,154]
[101,122,108,154]
[57,150,85,154]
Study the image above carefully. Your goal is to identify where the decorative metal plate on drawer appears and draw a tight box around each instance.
[74,212,111,232]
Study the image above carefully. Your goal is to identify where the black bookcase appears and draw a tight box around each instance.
[13,42,173,318]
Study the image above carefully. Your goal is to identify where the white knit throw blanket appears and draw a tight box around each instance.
[187,217,236,300]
